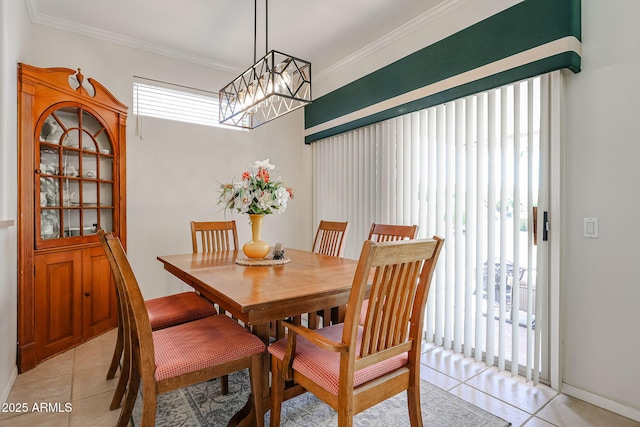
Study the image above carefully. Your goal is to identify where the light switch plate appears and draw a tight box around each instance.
[584,217,599,238]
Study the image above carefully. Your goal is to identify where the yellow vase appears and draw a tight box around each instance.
[243,214,270,259]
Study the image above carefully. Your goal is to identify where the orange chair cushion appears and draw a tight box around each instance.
[146,292,217,330]
[268,323,408,396]
[153,314,265,381]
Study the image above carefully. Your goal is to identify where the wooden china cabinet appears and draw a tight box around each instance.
[17,64,127,372]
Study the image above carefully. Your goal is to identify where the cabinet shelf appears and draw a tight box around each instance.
[40,145,58,153]
[38,173,113,183]
[67,203,113,207]
[64,226,97,237]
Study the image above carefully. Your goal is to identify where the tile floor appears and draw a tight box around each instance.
[1,329,638,427]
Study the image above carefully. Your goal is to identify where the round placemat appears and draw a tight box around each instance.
[235,257,291,266]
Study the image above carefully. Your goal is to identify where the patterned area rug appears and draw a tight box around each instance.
[132,370,510,427]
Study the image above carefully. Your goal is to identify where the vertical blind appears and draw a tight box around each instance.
[313,73,555,380]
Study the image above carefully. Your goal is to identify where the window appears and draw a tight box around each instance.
[132,78,244,130]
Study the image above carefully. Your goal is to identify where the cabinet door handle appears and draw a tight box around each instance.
[84,292,91,297]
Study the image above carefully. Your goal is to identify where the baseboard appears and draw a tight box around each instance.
[562,383,640,422]
[0,366,18,404]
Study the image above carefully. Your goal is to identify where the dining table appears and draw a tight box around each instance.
[156,248,363,426]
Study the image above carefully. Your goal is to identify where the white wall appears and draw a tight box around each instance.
[0,0,31,404]
[127,111,311,297]
[560,0,640,418]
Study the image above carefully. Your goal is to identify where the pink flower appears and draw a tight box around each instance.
[257,168,270,183]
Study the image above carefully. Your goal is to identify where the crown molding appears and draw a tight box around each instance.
[24,0,39,21]
[24,0,244,74]
[24,0,468,78]
[316,0,470,81]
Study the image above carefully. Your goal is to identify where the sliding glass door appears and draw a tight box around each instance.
[312,72,557,382]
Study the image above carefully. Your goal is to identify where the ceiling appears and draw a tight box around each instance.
[26,0,454,77]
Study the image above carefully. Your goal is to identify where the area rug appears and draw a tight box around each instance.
[132,370,510,427]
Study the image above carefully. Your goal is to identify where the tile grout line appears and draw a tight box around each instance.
[419,361,462,392]
[458,362,563,427]
[526,395,562,427]
[422,344,554,421]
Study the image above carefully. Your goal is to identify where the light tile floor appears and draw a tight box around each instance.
[1,329,638,427]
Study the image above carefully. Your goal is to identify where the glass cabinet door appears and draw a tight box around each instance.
[36,106,115,247]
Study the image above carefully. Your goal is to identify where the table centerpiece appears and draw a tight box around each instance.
[218,159,293,259]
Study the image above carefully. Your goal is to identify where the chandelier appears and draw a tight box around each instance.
[219,0,312,129]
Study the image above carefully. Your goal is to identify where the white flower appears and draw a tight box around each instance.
[219,184,235,206]
[233,189,253,213]
[239,178,251,190]
[273,187,290,212]
[256,190,274,211]
[253,159,275,171]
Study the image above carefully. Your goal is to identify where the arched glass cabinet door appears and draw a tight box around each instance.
[36,105,115,249]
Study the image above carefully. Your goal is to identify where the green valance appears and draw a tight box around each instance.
[304,0,581,144]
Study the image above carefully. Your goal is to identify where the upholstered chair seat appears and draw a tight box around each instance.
[269,323,408,396]
[146,292,217,331]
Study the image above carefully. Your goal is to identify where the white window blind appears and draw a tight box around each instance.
[313,73,557,381]
[132,78,243,130]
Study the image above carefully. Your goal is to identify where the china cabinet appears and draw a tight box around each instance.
[17,64,127,372]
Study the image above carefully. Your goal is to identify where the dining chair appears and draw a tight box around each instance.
[269,237,444,427]
[312,220,349,257]
[190,220,241,393]
[99,230,265,427]
[100,232,218,409]
[190,220,238,253]
[309,220,350,328]
[368,222,418,242]
[358,222,420,324]
[106,285,217,384]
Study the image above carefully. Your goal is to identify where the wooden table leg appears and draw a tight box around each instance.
[228,322,271,427]
[252,323,271,400]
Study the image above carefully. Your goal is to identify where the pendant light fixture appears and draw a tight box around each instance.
[219,0,312,129]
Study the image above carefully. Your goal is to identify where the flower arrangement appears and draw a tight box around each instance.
[218,159,294,215]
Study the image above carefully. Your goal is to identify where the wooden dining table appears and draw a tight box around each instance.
[156,248,362,426]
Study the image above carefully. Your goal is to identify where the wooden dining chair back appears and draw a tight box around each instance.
[190,220,243,333]
[98,230,135,410]
[269,237,444,427]
[360,223,418,326]
[190,220,238,253]
[368,222,418,242]
[100,231,218,406]
[309,220,350,328]
[99,230,266,427]
[312,220,349,257]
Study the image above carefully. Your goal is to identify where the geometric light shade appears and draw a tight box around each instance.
[219,50,311,129]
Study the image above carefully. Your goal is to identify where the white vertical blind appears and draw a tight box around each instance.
[313,73,556,379]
